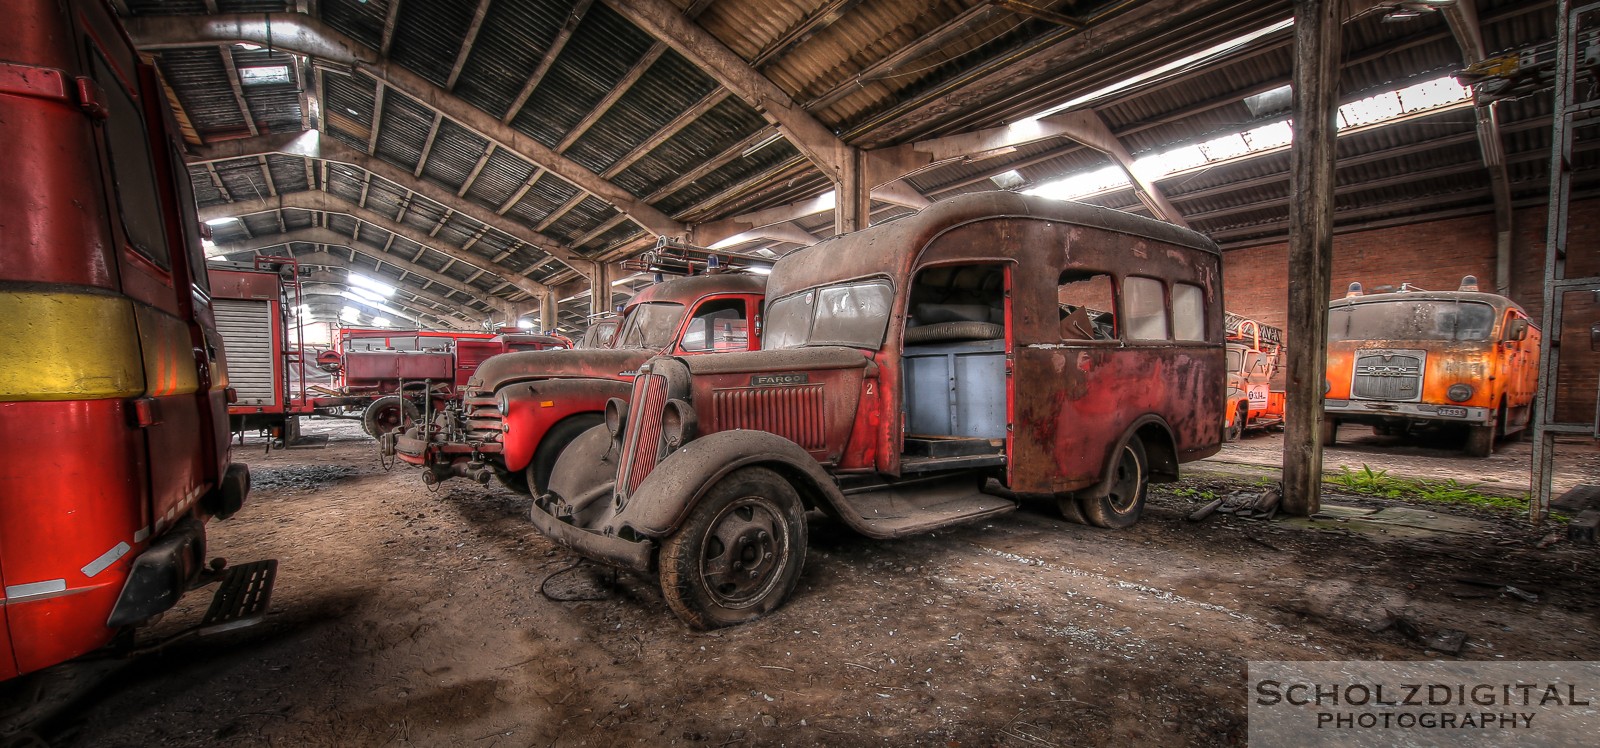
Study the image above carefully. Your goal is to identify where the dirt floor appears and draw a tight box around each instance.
[22,419,1600,747]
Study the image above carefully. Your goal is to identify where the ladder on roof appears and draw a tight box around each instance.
[1531,0,1600,524]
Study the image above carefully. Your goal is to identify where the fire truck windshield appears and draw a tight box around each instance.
[763,279,895,350]
[613,302,685,349]
[1329,299,1496,343]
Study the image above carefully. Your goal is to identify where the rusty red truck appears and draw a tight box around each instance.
[390,272,766,494]
[534,192,1226,628]
[1,0,269,680]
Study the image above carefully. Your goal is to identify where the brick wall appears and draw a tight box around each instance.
[1222,198,1600,424]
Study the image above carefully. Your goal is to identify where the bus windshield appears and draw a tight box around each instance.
[1329,299,1496,342]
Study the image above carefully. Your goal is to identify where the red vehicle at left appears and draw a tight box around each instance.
[0,0,269,680]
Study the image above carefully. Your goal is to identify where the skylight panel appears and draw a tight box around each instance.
[239,65,291,86]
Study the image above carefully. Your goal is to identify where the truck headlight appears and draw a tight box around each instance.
[605,397,628,438]
[1447,384,1474,402]
[660,399,697,449]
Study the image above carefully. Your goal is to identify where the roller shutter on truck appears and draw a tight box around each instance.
[213,298,278,407]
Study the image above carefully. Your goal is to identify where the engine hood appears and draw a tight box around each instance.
[471,348,654,393]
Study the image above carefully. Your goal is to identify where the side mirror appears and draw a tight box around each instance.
[1506,318,1529,342]
[1590,321,1600,352]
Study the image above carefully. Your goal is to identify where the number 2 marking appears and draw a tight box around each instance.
[865,382,876,395]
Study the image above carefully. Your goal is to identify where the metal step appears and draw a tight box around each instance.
[199,560,277,636]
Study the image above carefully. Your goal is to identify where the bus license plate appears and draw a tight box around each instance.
[1437,406,1467,417]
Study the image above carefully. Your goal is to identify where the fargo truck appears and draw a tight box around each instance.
[536,192,1225,628]
[1323,275,1540,456]
[390,272,766,494]
[1,0,269,679]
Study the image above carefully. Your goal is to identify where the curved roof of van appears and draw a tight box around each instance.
[767,191,1218,300]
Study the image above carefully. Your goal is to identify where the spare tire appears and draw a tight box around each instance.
[363,396,419,438]
[904,321,1005,345]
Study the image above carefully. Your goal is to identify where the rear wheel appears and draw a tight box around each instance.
[525,414,604,496]
[1079,437,1147,529]
[659,467,807,629]
[363,396,419,438]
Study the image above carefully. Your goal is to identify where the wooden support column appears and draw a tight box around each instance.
[1280,0,1342,517]
[540,292,559,333]
[836,146,870,235]
[588,262,612,318]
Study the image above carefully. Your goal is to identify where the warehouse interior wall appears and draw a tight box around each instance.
[1224,198,1600,424]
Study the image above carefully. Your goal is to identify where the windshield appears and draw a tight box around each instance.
[613,302,685,350]
[579,320,619,349]
[764,279,895,350]
[1329,299,1496,342]
[1226,348,1243,373]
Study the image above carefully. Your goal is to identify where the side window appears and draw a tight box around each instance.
[1124,276,1169,341]
[681,298,749,352]
[92,51,170,270]
[1172,283,1206,341]
[1058,271,1117,340]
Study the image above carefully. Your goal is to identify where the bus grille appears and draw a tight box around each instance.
[711,384,826,451]
[622,373,669,495]
[1352,351,1424,401]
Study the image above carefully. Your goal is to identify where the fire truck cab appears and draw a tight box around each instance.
[1,0,266,679]
[1323,276,1540,457]
[1223,314,1285,440]
[390,272,766,494]
[535,192,1225,629]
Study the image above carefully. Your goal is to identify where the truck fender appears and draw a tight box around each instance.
[500,378,630,471]
[620,429,847,539]
[1076,415,1180,500]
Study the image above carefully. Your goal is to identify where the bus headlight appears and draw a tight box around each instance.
[661,399,697,449]
[1447,384,1474,402]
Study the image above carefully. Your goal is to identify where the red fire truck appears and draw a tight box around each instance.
[0,0,268,680]
[208,263,568,442]
[391,271,766,494]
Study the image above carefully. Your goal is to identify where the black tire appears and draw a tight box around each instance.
[1319,419,1338,446]
[1078,437,1147,529]
[492,466,530,495]
[363,396,419,438]
[659,467,808,630]
[525,414,604,496]
[1225,403,1246,442]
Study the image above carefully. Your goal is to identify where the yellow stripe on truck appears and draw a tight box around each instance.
[0,288,145,401]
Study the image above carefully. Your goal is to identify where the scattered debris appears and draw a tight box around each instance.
[1567,510,1599,545]
[1370,610,1467,654]
[1537,532,1563,549]
[1187,485,1281,522]
[1502,586,1540,604]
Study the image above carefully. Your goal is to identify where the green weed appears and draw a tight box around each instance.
[1326,464,1531,513]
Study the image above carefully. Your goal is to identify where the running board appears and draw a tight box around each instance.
[899,453,1006,473]
[840,476,1017,538]
[198,559,277,636]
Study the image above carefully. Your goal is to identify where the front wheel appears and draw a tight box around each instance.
[659,467,808,629]
[1464,421,1496,458]
[1225,404,1246,442]
[1079,437,1147,529]
[526,414,604,496]
[1319,418,1338,446]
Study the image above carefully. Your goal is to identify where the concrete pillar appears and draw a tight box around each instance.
[589,262,612,319]
[540,292,558,333]
[1280,0,1343,517]
[835,146,871,236]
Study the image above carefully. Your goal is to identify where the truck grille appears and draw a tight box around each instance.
[1352,351,1424,401]
[711,385,826,451]
[621,373,669,495]
[463,396,502,441]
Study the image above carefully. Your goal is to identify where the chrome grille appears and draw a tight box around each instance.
[621,373,669,495]
[711,385,826,451]
[1352,351,1424,402]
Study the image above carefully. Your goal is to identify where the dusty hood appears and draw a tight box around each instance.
[470,348,653,393]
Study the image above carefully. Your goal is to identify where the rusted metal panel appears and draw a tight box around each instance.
[710,383,827,450]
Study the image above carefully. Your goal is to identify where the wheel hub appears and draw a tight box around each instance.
[699,498,786,608]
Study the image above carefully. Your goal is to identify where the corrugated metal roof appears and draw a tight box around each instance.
[508,3,658,149]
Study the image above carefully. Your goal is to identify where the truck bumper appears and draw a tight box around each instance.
[529,495,654,573]
[1324,399,1490,425]
[106,519,206,627]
